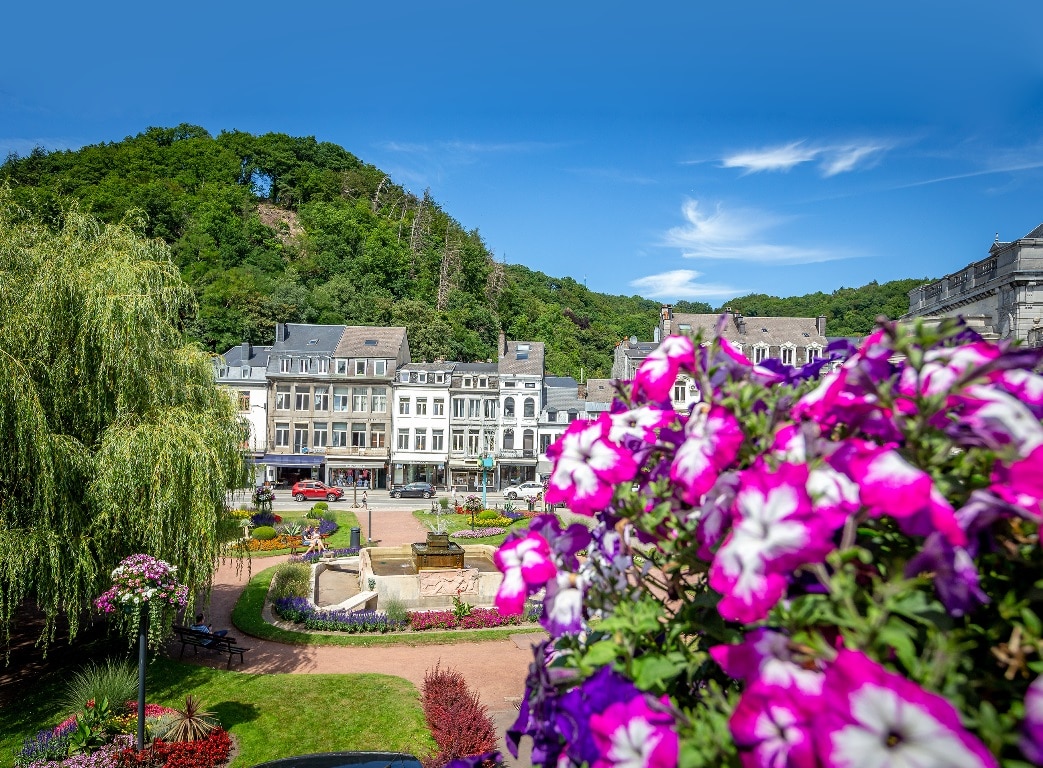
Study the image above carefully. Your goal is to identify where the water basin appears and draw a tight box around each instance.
[252,752,421,768]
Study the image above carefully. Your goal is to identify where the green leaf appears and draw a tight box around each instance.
[633,653,687,692]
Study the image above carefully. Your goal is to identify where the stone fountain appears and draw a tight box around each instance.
[410,532,465,570]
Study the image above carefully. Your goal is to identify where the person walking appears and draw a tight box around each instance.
[361,489,368,508]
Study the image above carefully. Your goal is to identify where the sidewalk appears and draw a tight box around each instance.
[201,506,537,765]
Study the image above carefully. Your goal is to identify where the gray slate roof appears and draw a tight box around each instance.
[336,326,408,358]
[219,342,272,367]
[499,340,545,376]
[273,323,346,354]
[402,362,457,372]
[673,313,827,347]
[1025,223,1043,239]
[455,362,498,374]
[584,378,616,404]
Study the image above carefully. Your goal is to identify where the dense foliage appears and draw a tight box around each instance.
[2,127,924,378]
[0,193,249,650]
[492,320,1043,767]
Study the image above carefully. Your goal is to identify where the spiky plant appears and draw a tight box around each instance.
[163,696,218,742]
[59,659,137,716]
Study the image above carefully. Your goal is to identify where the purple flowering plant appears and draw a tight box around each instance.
[93,554,188,646]
[494,318,1043,767]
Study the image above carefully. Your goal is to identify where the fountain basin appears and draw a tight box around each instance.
[359,545,502,610]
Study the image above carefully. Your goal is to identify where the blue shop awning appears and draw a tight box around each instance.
[254,453,325,467]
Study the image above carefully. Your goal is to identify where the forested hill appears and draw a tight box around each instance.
[0,125,927,375]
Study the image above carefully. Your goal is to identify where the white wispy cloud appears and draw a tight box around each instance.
[663,199,846,264]
[630,269,743,300]
[0,136,77,157]
[721,140,891,176]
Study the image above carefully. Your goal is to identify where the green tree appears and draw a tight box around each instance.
[0,193,249,650]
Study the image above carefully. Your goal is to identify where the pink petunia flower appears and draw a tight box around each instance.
[710,462,837,623]
[590,694,679,768]
[730,685,820,768]
[670,404,744,504]
[711,628,825,697]
[493,532,557,615]
[990,443,1043,520]
[546,417,638,516]
[609,405,675,445]
[1021,675,1043,764]
[818,649,997,768]
[633,335,696,402]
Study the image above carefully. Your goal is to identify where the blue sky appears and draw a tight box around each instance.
[3,2,1043,305]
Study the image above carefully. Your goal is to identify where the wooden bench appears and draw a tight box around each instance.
[172,625,250,668]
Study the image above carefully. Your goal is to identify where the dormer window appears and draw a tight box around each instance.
[418,372,428,383]
[399,371,410,383]
[318,358,329,374]
[307,338,318,345]
[241,366,251,378]
[298,358,308,373]
[374,360,387,376]
[336,359,348,375]
[463,377,473,388]
[478,377,487,388]
[281,358,292,373]
[355,360,366,376]
[434,372,444,384]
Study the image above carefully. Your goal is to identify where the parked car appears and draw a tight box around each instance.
[391,482,435,499]
[290,481,344,502]
[502,481,544,501]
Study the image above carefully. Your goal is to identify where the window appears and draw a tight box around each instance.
[504,397,516,418]
[484,399,497,419]
[418,372,427,383]
[503,428,515,449]
[275,422,289,448]
[523,429,534,451]
[433,398,445,415]
[240,366,251,379]
[467,430,480,455]
[540,433,554,453]
[399,371,410,383]
[355,360,366,376]
[546,409,557,423]
[374,360,387,376]
[353,387,368,412]
[238,392,251,411]
[293,423,309,453]
[351,423,367,448]
[452,398,465,418]
[807,346,821,361]
[523,398,535,418]
[434,373,445,384]
[754,346,768,364]
[276,385,291,411]
[414,429,427,451]
[463,377,473,388]
[332,422,347,447]
[318,358,329,374]
[313,422,328,448]
[478,377,487,388]
[370,423,386,448]
[781,347,794,366]
[503,381,516,387]
[673,382,687,402]
[397,429,410,450]
[524,382,536,389]
[416,397,428,416]
[452,429,465,452]
[313,386,329,411]
[469,398,481,418]
[483,431,496,452]
[299,358,309,373]
[295,385,310,411]
[336,359,348,375]
[280,358,292,373]
[567,409,579,422]
[399,398,410,415]
[333,386,349,411]
[431,429,444,451]
[371,387,387,412]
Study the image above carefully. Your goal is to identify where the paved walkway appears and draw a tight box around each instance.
[196,507,537,765]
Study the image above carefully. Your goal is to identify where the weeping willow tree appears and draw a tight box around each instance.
[0,190,250,651]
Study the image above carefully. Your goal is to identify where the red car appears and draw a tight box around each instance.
[290,480,344,502]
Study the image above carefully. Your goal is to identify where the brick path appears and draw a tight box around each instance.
[199,506,537,765]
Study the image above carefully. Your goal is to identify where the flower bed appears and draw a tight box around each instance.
[230,535,300,553]
[450,528,507,539]
[288,547,361,564]
[271,597,525,633]
[118,728,231,768]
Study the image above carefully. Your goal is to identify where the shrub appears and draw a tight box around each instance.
[270,562,310,602]
[249,512,280,527]
[163,696,218,743]
[382,597,409,624]
[476,509,500,522]
[251,525,277,540]
[438,496,450,511]
[277,521,303,537]
[306,502,329,519]
[60,660,137,717]
[316,518,338,536]
[421,663,497,765]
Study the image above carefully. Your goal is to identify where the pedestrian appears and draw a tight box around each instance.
[362,489,368,508]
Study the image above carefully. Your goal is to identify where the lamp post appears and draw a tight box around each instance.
[136,610,148,751]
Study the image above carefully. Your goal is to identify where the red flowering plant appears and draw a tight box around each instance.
[493,318,1043,768]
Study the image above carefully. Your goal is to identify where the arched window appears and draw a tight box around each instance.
[780,345,795,366]
[503,428,515,449]
[523,398,535,418]
[504,397,515,418]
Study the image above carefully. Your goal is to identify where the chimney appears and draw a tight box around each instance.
[241,341,251,360]
[498,330,507,357]
[816,315,827,337]
[736,314,747,334]
[275,323,287,343]
[660,304,673,337]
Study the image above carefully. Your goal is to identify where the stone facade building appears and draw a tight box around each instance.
[391,362,455,487]
[904,223,1043,345]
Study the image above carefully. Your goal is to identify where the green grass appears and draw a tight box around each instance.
[0,657,436,768]
[232,565,543,647]
[411,510,530,546]
[234,509,362,559]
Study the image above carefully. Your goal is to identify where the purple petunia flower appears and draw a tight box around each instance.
[494,531,557,615]
[817,649,997,768]
[711,628,825,697]
[730,684,819,768]
[1021,676,1043,764]
[670,404,744,504]
[633,335,695,402]
[905,533,989,617]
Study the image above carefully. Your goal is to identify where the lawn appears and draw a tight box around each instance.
[0,656,436,768]
[411,509,530,547]
[229,508,362,558]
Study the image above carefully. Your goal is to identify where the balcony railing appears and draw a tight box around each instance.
[498,448,535,459]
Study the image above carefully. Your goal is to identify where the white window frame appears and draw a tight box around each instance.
[433,398,445,416]
[397,429,410,450]
[355,360,366,376]
[313,422,328,448]
[275,422,290,447]
[281,358,292,373]
[414,429,427,451]
[399,398,410,415]
[416,397,428,416]
[374,360,387,376]
[332,422,348,447]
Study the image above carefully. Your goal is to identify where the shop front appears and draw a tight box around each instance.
[391,461,448,488]
[254,453,325,488]
[326,459,388,490]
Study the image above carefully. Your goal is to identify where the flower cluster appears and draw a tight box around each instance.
[93,555,187,615]
[118,728,231,768]
[495,319,1043,767]
[272,597,526,632]
[463,495,484,513]
[450,527,508,539]
[253,485,275,504]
